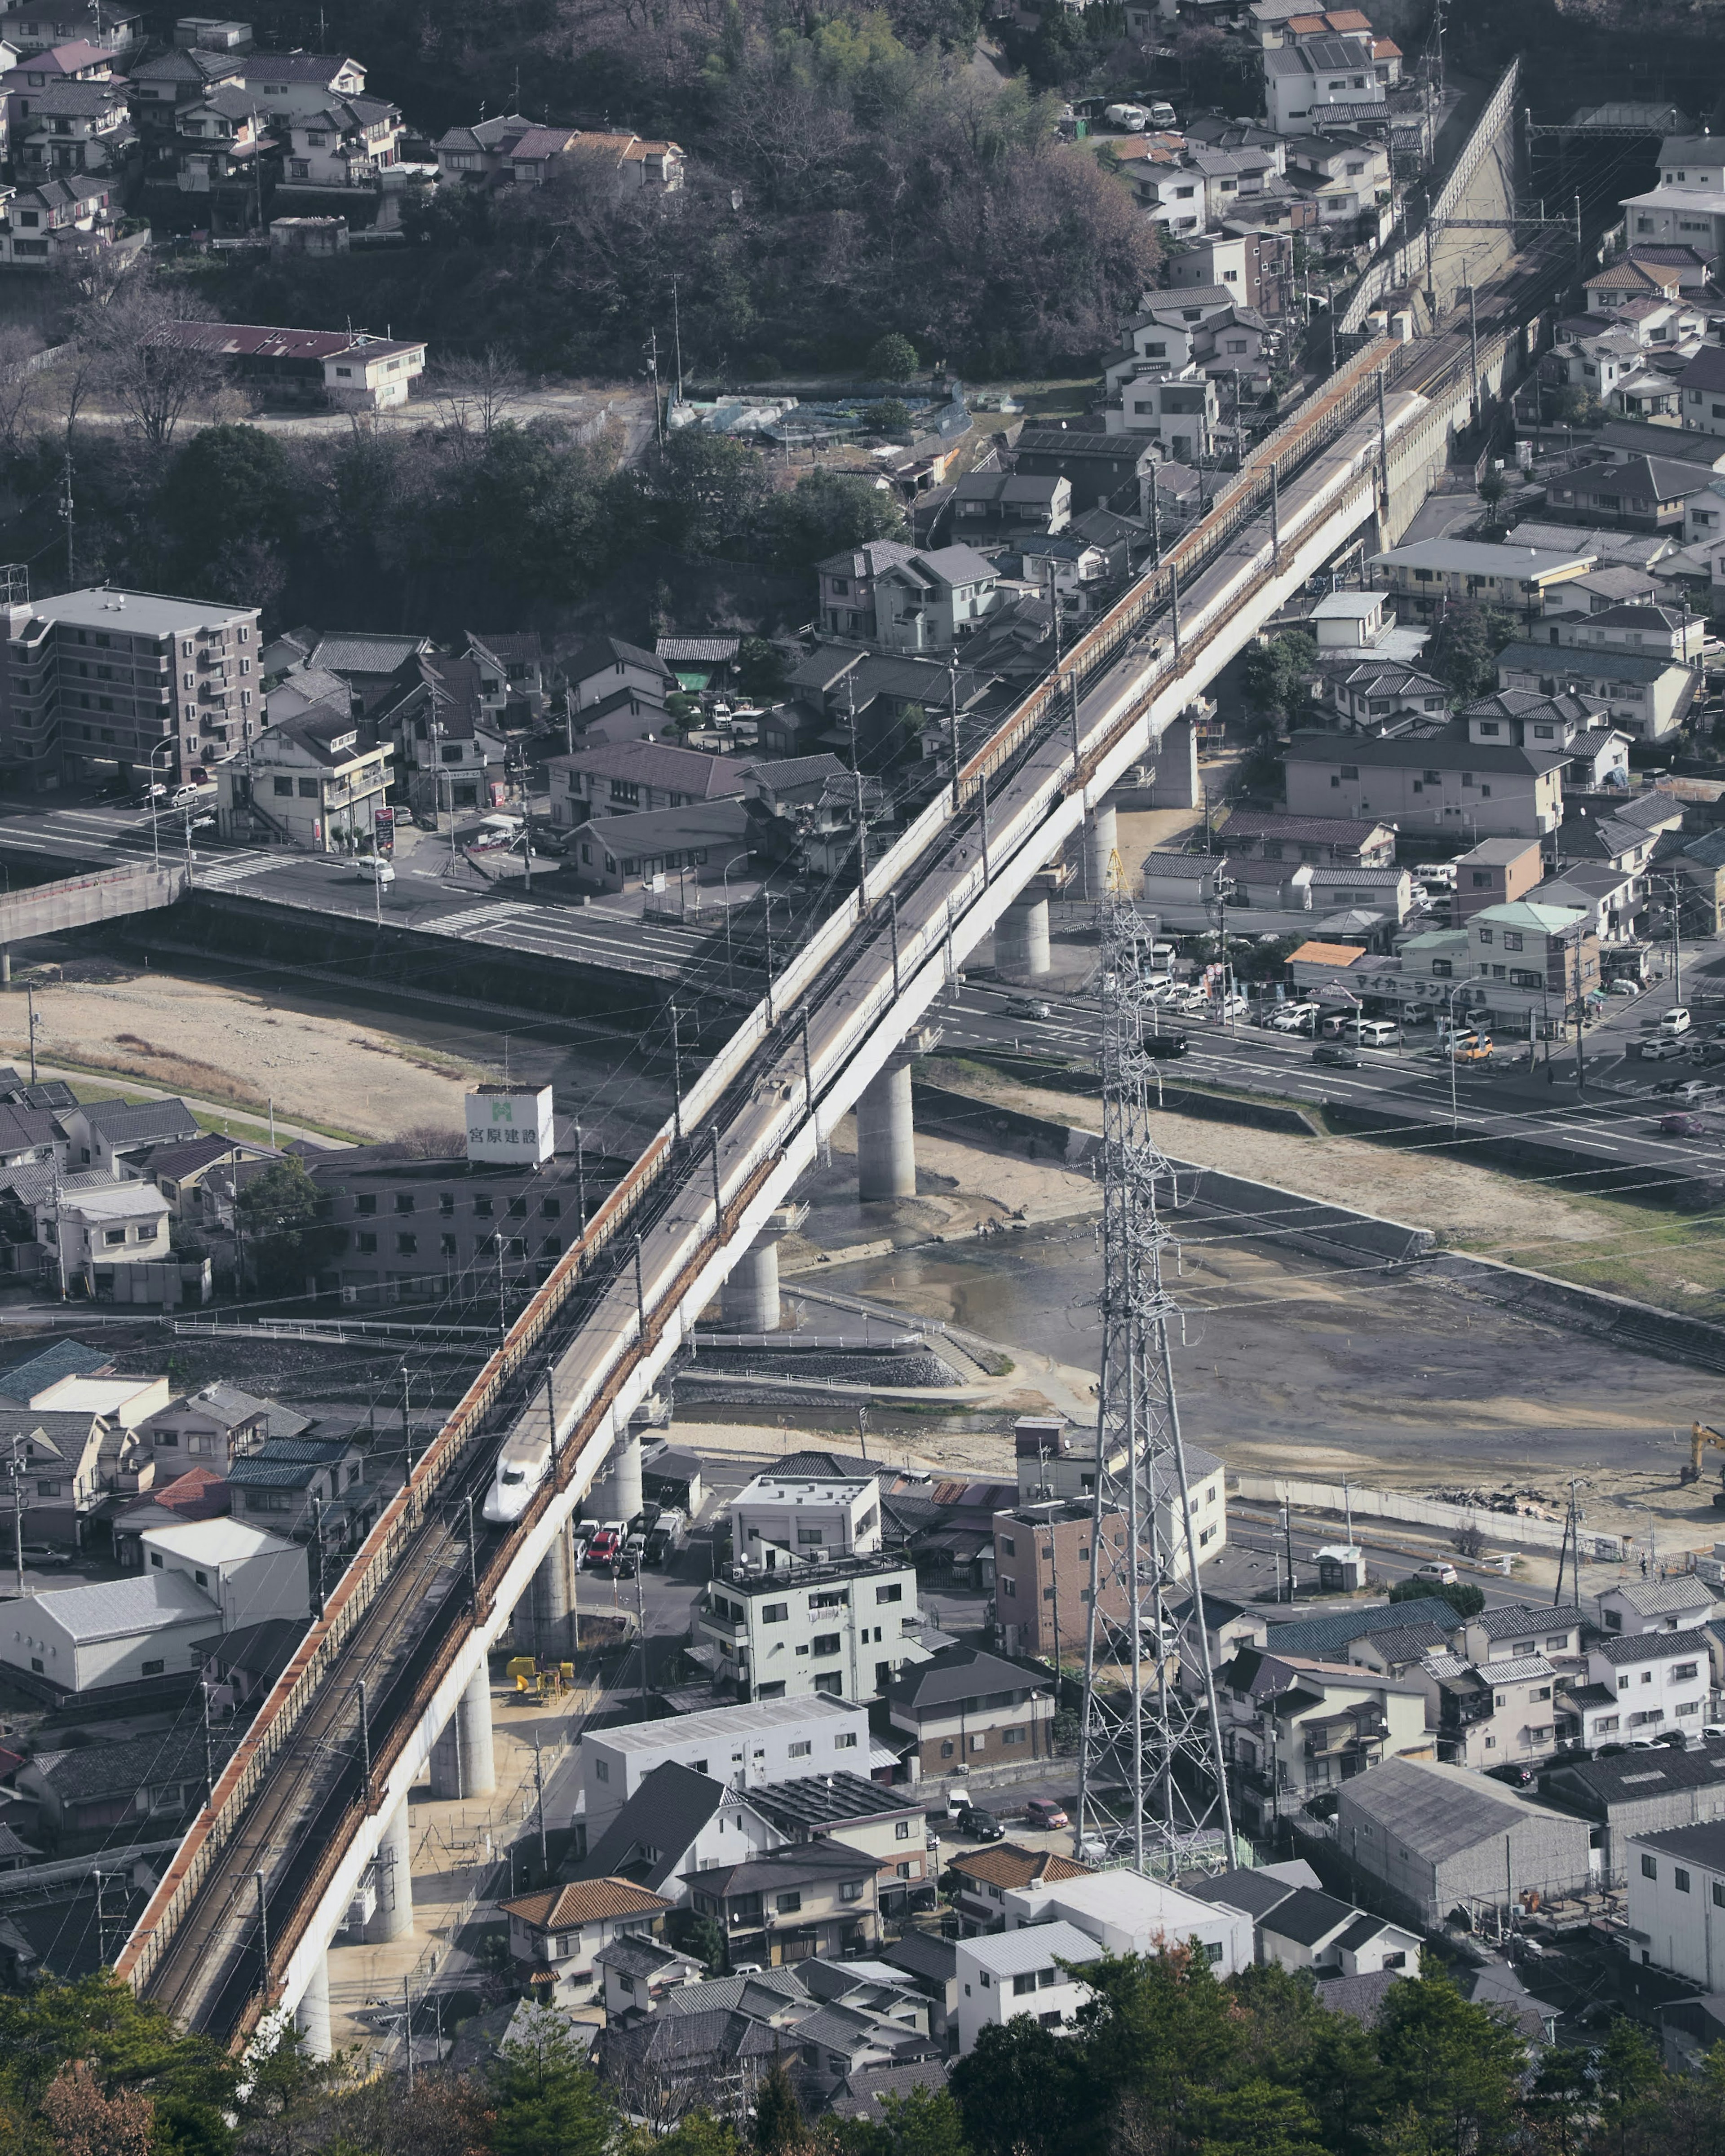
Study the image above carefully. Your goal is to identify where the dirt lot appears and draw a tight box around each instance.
[0,967,475,1141]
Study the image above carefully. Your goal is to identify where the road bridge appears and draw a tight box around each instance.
[115,316,1520,2047]
[0,861,186,975]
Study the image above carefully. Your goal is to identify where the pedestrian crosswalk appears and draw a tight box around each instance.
[430,901,530,935]
[195,850,288,890]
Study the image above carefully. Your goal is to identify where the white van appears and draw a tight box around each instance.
[355,857,395,884]
[1349,1018,1400,1047]
[1105,102,1150,130]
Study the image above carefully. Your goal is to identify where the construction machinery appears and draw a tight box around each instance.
[1681,1422,1725,1508]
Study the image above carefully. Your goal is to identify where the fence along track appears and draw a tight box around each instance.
[118,322,1454,2023]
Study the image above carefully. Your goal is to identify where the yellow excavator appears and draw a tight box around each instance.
[1681,1422,1725,1509]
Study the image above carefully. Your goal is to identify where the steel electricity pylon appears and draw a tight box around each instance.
[1076,892,1236,1875]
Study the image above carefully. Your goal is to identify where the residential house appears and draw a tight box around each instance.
[866,546,1004,653]
[12,76,132,177]
[595,1933,707,2021]
[124,40,245,138]
[565,797,750,897]
[126,1135,279,1223]
[548,741,749,829]
[0,1402,127,1546]
[1,7,141,58]
[1216,1645,1432,1838]
[1308,586,1427,660]
[40,1176,174,1302]
[880,1931,960,2043]
[280,95,403,192]
[1004,1421,1227,1573]
[1544,455,1712,533]
[1678,345,1725,440]
[170,91,278,231]
[1283,725,1570,840]
[1451,836,1545,923]
[1009,428,1158,515]
[950,470,1070,534]
[305,1137,593,1306]
[1496,637,1698,744]
[1217,810,1397,866]
[581,1695,875,1847]
[748,1772,933,1925]
[1464,899,1600,1028]
[0,583,260,791]
[62,1096,199,1177]
[944,1837,1091,1940]
[1623,135,1725,264]
[730,1472,886,1562]
[1000,1865,1254,1972]
[695,1546,927,1705]
[568,685,675,750]
[943,1842,1092,1936]
[18,1725,224,1848]
[463,631,549,725]
[1461,690,1629,792]
[246,52,370,122]
[1415,1649,1562,1771]
[1263,34,1385,134]
[954,1923,1097,2054]
[1534,862,1645,945]
[500,1879,671,2002]
[1259,1889,1422,1976]
[0,1570,218,1701]
[224,1431,376,1550]
[1549,600,1706,664]
[1105,366,1218,459]
[113,1465,229,1571]
[886,1647,1057,1776]
[1623,1820,1725,1983]
[149,322,427,413]
[1588,1628,1712,1738]
[138,1514,309,1630]
[1016,535,1112,621]
[217,707,392,853]
[371,649,506,817]
[684,1841,885,1966]
[0,174,121,267]
[1320,659,1450,729]
[1598,1579,1717,1635]
[1672,827,1725,934]
[1284,130,1392,226]
[1336,1755,1593,1928]
[1542,1739,1725,1886]
[568,634,676,714]
[1368,539,1595,620]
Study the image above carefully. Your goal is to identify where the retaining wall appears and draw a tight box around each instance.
[1229,1471,1625,1558]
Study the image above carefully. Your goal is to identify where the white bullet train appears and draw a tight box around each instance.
[482,1427,551,1524]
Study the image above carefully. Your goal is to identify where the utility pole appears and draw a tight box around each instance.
[4,1432,22,1596]
[671,274,684,410]
[26,982,36,1085]
[200,1674,217,1802]
[646,327,662,449]
[856,1403,869,1460]
[310,1495,326,1615]
[358,1677,371,1788]
[60,451,72,589]
[1283,1499,1296,1603]
[533,1732,548,1873]
[400,1366,415,1476]
[947,661,961,812]
[1466,284,1480,423]
[1075,887,1234,1873]
[574,1121,587,1234]
[668,1001,683,1145]
[846,676,867,908]
[254,1871,270,2001]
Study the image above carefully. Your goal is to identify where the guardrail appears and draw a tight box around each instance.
[117,317,1449,2020]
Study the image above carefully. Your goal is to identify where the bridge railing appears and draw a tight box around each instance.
[118,317,1443,2017]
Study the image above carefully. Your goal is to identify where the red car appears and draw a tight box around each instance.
[1661,1112,1707,1137]
[1024,1798,1069,1830]
[584,1527,622,1570]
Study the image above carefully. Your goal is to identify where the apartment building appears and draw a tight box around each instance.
[1624,1820,1725,1984]
[217,707,392,854]
[694,1548,927,1705]
[0,583,260,789]
[1283,725,1570,840]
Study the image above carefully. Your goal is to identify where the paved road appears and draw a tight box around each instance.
[0,794,731,986]
[933,970,1725,1190]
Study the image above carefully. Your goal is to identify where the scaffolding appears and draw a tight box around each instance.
[1076,892,1235,1875]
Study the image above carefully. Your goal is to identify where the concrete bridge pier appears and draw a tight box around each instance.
[995,892,1051,981]
[858,1059,915,1201]
[1085,804,1119,897]
[294,1947,332,2060]
[0,951,11,987]
[429,1666,498,1798]
[719,1203,809,1331]
[360,1798,412,1942]
[527,1533,577,1667]
[593,1429,644,1524]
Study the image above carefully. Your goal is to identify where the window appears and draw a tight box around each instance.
[840,1880,863,1903]
[811,1633,842,1658]
[1013,1973,1039,1996]
[273,776,293,797]
[356,1232,377,1254]
[440,1234,457,1258]
[1674,1662,1700,1682]
[1340,764,1358,779]
[1642,1854,1658,1879]
[356,1193,378,1215]
[762,1602,788,1624]
[896,1819,911,1839]
[834,1733,857,1750]
[142,1659,164,1676]
[775,1891,802,1914]
[1001,1577,1017,1598]
[797,1528,823,1545]
[1004,1726,1026,1745]
[1677,1868,1692,1893]
[395,1193,415,1214]
[789,1740,812,1758]
[1503,932,1523,952]
[876,1583,902,1604]
[397,1233,417,1255]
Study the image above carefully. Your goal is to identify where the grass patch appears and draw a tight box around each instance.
[1452,1184,1725,1321]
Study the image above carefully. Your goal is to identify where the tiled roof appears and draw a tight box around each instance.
[309,631,433,676]
[500,1878,671,1929]
[26,1726,231,1803]
[78,1097,199,1143]
[944,1842,1091,1890]
[1593,1626,1712,1666]
[657,636,741,664]
[1601,1578,1716,1616]
[568,634,676,682]
[1262,1886,1357,1946]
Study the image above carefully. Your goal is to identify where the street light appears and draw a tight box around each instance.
[1441,977,1481,1136]
[147,738,176,868]
[761,889,790,1023]
[720,853,752,992]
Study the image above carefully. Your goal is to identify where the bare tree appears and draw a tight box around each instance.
[0,326,45,457]
[74,266,228,449]
[430,344,526,449]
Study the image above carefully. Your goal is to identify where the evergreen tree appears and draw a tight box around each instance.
[489,2006,615,2156]
[752,2060,806,2156]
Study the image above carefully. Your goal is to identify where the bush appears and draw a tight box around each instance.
[1389,1576,1486,1617]
[864,398,912,433]
[867,333,920,383]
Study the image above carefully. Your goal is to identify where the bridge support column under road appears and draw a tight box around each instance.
[995,892,1050,981]
[294,1948,332,2061]
[429,1668,498,1799]
[360,1798,413,1942]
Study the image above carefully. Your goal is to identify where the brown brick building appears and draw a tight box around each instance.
[994,1499,1130,1663]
